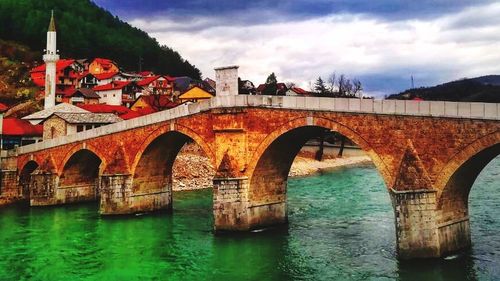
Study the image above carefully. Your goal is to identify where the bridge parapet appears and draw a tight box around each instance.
[16,96,500,155]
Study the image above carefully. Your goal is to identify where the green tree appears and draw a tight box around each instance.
[314,76,327,96]
[263,72,278,95]
[0,0,201,78]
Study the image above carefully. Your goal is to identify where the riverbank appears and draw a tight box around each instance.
[289,155,372,177]
[172,143,372,191]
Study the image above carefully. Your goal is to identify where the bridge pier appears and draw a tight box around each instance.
[30,171,58,206]
[213,177,287,232]
[391,189,471,259]
[0,169,22,205]
[100,174,172,215]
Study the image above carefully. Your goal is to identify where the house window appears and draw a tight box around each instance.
[104,94,107,97]
[85,125,92,130]
[51,127,56,138]
[113,94,116,97]
[77,125,84,132]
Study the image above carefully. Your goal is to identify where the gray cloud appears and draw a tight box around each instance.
[127,2,500,96]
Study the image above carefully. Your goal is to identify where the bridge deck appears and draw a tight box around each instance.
[16,96,500,155]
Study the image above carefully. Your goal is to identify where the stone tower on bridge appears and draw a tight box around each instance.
[43,10,59,109]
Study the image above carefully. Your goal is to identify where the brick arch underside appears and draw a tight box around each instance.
[132,131,194,194]
[59,149,102,200]
[248,117,390,204]
[436,134,500,223]
[19,160,39,199]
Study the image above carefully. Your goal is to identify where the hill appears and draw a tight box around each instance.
[0,0,201,79]
[387,75,500,103]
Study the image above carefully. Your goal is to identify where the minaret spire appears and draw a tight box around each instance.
[48,10,56,32]
[43,10,59,109]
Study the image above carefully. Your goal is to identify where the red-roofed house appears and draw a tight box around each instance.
[130,95,179,112]
[286,87,310,96]
[77,104,132,118]
[1,118,43,149]
[0,103,8,113]
[79,71,128,89]
[139,71,154,77]
[30,59,84,102]
[93,81,141,106]
[67,88,100,105]
[89,58,119,75]
[137,75,175,96]
[256,83,287,95]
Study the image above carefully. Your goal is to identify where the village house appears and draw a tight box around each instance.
[88,58,119,75]
[256,82,287,95]
[137,75,175,97]
[1,118,43,149]
[67,88,100,105]
[22,102,90,125]
[77,104,141,120]
[238,79,256,95]
[286,87,310,96]
[31,59,83,102]
[42,112,122,140]
[130,95,178,112]
[93,80,142,107]
[178,86,214,103]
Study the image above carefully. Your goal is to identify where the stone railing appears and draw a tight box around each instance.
[16,96,500,155]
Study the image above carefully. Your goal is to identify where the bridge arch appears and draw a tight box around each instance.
[131,124,215,176]
[243,116,390,228]
[130,125,214,197]
[435,131,500,221]
[59,148,103,202]
[247,116,390,189]
[59,143,108,177]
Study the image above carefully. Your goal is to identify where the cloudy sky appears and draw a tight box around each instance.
[93,0,500,96]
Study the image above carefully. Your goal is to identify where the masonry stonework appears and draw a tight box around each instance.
[5,105,499,259]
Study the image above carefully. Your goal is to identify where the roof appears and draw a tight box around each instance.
[0,103,8,112]
[22,103,89,121]
[139,71,154,77]
[92,58,117,68]
[137,75,175,87]
[93,72,120,81]
[93,81,131,91]
[119,107,159,120]
[289,87,309,95]
[179,86,214,100]
[55,87,76,98]
[48,112,122,124]
[2,118,43,136]
[78,104,130,115]
[132,95,178,111]
[71,88,100,99]
[31,59,75,73]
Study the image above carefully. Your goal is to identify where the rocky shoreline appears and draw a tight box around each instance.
[172,143,372,191]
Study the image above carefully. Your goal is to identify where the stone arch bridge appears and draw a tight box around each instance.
[2,96,499,259]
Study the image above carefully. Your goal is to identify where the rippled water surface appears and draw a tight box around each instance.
[0,158,498,280]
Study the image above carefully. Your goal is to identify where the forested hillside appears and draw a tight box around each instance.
[387,76,500,103]
[0,0,201,78]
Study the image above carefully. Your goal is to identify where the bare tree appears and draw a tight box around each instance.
[352,79,363,97]
[327,72,336,96]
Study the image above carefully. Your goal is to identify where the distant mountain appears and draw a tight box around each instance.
[0,0,201,79]
[387,75,500,103]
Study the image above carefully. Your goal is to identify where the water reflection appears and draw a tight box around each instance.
[397,253,478,281]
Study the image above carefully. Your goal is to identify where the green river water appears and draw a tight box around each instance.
[0,158,498,281]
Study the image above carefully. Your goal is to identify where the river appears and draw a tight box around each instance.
[0,157,498,281]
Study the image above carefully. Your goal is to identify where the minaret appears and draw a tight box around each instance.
[43,10,59,109]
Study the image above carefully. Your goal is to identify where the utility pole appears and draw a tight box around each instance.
[411,75,415,89]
